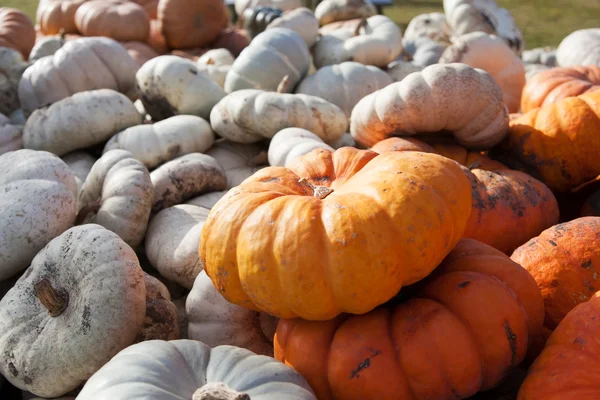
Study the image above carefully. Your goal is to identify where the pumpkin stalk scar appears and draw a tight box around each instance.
[276,75,291,93]
[34,278,69,317]
[504,320,517,366]
[298,177,334,199]
[349,349,382,379]
[192,382,250,400]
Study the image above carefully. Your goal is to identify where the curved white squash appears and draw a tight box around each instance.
[28,36,66,62]
[556,28,600,67]
[268,127,333,167]
[267,7,319,48]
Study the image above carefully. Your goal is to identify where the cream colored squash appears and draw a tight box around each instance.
[522,46,557,67]
[403,12,452,44]
[234,0,303,17]
[18,37,139,115]
[556,28,600,67]
[440,31,526,113]
[28,35,66,62]
[151,153,227,213]
[402,36,448,67]
[296,61,392,117]
[61,151,97,196]
[0,111,23,155]
[225,28,310,93]
[136,55,226,121]
[196,63,230,89]
[211,88,347,144]
[350,63,509,149]
[134,273,180,343]
[268,128,333,167]
[186,190,228,209]
[0,47,28,115]
[186,271,279,356]
[206,140,268,188]
[266,7,319,48]
[386,60,422,82]
[198,49,234,66]
[0,224,146,398]
[313,15,403,68]
[103,115,214,169]
[315,0,376,26]
[23,89,142,156]
[0,149,77,281]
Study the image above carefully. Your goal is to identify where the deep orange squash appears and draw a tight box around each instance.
[200,147,472,321]
[275,239,544,400]
[36,0,86,35]
[0,8,36,59]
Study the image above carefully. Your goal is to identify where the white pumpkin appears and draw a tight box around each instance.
[23,89,142,156]
[0,47,28,115]
[313,15,403,68]
[136,55,226,121]
[0,149,77,281]
[296,61,392,117]
[186,190,228,209]
[198,49,235,66]
[151,153,227,213]
[28,36,66,62]
[386,60,423,82]
[402,36,448,67]
[444,0,524,55]
[211,88,347,144]
[440,32,526,113]
[266,7,319,48]
[556,28,600,67]
[78,149,153,249]
[145,204,209,289]
[206,140,268,188]
[0,112,23,155]
[315,0,376,26]
[18,37,139,115]
[403,12,452,44]
[0,224,146,398]
[234,0,303,17]
[61,151,97,196]
[268,127,333,167]
[186,271,278,356]
[522,47,557,67]
[103,115,214,169]
[196,63,230,89]
[350,63,509,149]
[331,132,356,148]
[225,28,310,93]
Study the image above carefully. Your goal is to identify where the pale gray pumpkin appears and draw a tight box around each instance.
[313,15,403,68]
[0,111,23,155]
[185,190,228,209]
[401,36,448,67]
[225,28,310,93]
[268,127,333,167]
[266,7,319,48]
[61,151,97,196]
[315,0,376,26]
[18,37,139,115]
[28,36,66,63]
[234,0,303,17]
[522,46,557,67]
[211,89,347,144]
[23,89,142,156]
[403,12,452,44]
[206,140,268,188]
[78,149,153,249]
[0,47,28,115]
[198,49,234,66]
[386,60,423,82]
[151,153,227,213]
[0,149,77,281]
[0,224,146,398]
[350,63,509,149]
[556,28,600,67]
[186,271,279,356]
[296,61,391,117]
[103,115,214,169]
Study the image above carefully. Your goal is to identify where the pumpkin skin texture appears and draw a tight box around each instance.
[158,0,229,50]
[0,111,22,155]
[200,148,472,320]
[206,140,269,188]
[494,91,600,193]
[225,28,309,93]
[36,0,86,35]
[521,66,600,113]
[18,37,139,115]
[77,339,316,400]
[440,32,526,113]
[74,0,150,42]
[315,0,376,26]
[28,35,66,62]
[556,28,600,67]
[23,89,142,156]
[0,8,36,60]
[0,224,146,398]
[268,128,334,167]
[0,149,77,281]
[350,63,509,149]
[275,239,543,400]
[0,47,27,116]
[267,7,319,48]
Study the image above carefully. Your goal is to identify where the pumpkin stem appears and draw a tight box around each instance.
[76,199,102,225]
[298,178,334,199]
[354,18,368,36]
[192,383,250,400]
[205,57,215,65]
[276,75,291,93]
[58,28,66,39]
[572,175,600,193]
[34,278,69,317]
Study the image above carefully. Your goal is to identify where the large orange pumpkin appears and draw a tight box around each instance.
[521,66,600,113]
[0,8,36,60]
[36,0,86,35]
[131,0,158,19]
[75,0,150,42]
[200,147,472,321]
[492,91,600,193]
[518,291,600,400]
[158,0,230,50]
[275,239,544,400]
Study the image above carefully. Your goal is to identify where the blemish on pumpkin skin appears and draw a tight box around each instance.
[349,349,382,379]
[548,240,558,246]
[581,260,593,269]
[504,320,518,366]
[458,281,470,288]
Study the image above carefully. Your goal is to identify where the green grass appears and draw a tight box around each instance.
[7,0,600,48]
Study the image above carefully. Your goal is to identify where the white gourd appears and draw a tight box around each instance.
[266,7,320,48]
[206,140,268,189]
[28,36,66,62]
[314,0,376,26]
[556,28,600,67]
[268,128,333,167]
[402,36,448,67]
[198,49,235,66]
[403,12,452,44]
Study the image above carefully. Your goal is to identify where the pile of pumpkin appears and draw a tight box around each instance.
[1,0,600,398]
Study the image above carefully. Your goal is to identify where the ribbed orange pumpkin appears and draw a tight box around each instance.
[493,91,600,193]
[200,147,472,321]
[521,66,600,113]
[582,189,600,217]
[0,8,36,59]
[36,0,86,35]
[275,239,544,400]
[158,0,230,50]
[75,0,150,42]
[518,291,600,400]
[131,0,158,19]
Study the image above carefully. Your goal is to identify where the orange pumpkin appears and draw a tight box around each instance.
[36,0,86,35]
[492,91,600,193]
[147,19,167,54]
[0,8,36,60]
[121,41,159,66]
[521,66,600,113]
[158,0,230,50]
[582,189,600,217]
[75,0,150,42]
[518,291,600,400]
[275,239,544,400]
[131,0,158,19]
[210,27,250,58]
[200,147,472,321]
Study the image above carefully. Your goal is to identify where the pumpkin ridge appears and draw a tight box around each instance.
[258,42,303,84]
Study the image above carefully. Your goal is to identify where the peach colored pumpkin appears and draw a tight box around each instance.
[0,8,36,60]
[75,0,150,42]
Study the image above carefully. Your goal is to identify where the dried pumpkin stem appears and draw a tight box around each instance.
[572,175,600,193]
[192,383,250,400]
[276,75,291,93]
[205,57,215,65]
[34,278,69,317]
[298,178,334,199]
[354,18,368,36]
